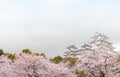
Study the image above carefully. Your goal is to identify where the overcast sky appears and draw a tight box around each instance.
[0,0,120,57]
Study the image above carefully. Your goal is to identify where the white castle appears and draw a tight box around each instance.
[64,32,115,58]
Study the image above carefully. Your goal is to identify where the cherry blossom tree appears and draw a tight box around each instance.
[0,56,18,77]
[0,54,76,77]
[76,49,119,77]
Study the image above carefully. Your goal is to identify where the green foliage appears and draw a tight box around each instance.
[40,53,46,57]
[51,55,63,64]
[34,53,40,56]
[34,53,46,57]
[117,58,120,63]
[22,49,31,54]
[63,57,77,67]
[117,56,120,63]
[75,70,87,77]
[4,53,15,60]
[0,49,4,56]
